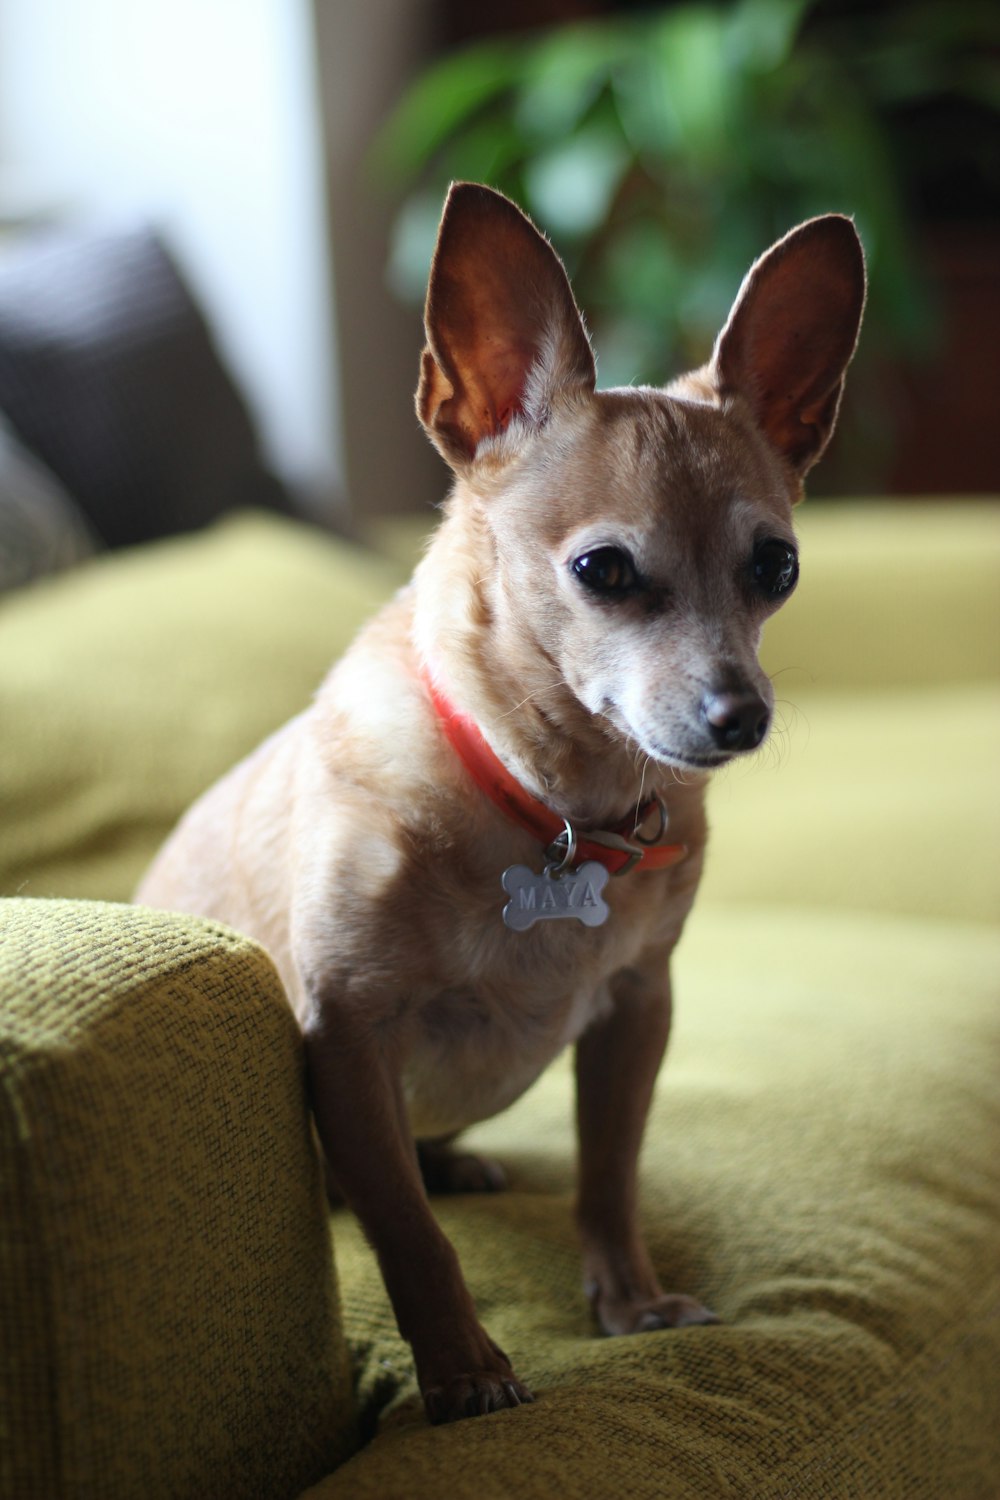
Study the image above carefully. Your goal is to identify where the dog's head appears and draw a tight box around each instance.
[417,184,864,772]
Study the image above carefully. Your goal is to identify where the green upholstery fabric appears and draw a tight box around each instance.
[0,512,403,903]
[758,500,1000,693]
[313,908,1000,1499]
[0,898,356,1499]
[1,502,998,1497]
[709,500,1000,924]
[700,681,1000,923]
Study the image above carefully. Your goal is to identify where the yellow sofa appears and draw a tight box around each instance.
[2,501,998,1499]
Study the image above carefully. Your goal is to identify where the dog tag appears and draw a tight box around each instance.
[501,862,610,932]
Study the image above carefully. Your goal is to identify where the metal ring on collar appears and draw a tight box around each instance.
[544,818,578,876]
[632,793,668,847]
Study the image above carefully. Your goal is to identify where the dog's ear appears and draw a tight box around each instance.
[417,182,596,469]
[710,215,866,476]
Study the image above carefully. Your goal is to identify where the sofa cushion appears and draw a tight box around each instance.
[759,499,1000,694]
[309,905,1000,1499]
[700,500,1000,924]
[699,678,1000,923]
[0,898,357,1499]
[0,512,403,903]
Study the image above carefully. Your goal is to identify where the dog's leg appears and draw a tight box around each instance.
[323,1136,506,1203]
[575,961,718,1335]
[417,1138,507,1195]
[302,1008,532,1423]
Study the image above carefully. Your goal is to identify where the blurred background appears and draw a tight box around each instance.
[0,0,997,570]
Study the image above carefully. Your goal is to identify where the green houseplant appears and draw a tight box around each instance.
[375,0,999,490]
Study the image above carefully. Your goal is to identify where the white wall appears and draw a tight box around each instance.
[0,0,343,518]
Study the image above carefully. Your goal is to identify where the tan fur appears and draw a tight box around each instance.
[137,184,864,1424]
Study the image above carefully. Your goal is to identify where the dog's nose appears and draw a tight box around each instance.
[702,690,770,752]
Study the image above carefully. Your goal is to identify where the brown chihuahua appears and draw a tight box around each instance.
[137,183,865,1424]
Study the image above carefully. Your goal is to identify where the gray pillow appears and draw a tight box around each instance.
[0,414,100,593]
[0,227,290,549]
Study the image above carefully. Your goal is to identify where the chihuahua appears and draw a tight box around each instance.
[137,183,865,1424]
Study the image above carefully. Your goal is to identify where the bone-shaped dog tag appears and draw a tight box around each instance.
[501,862,610,931]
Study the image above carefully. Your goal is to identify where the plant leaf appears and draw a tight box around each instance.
[372,41,521,182]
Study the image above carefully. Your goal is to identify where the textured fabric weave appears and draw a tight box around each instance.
[311,907,1000,1500]
[0,898,357,1500]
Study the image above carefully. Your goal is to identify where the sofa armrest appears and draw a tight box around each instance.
[0,899,356,1500]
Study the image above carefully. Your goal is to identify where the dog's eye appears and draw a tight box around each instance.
[572,547,637,596]
[751,538,798,599]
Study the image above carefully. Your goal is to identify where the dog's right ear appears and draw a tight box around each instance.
[710,215,866,478]
[417,183,596,470]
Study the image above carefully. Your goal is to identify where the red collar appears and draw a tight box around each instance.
[423,670,687,877]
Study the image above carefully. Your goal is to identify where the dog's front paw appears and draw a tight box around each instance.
[419,1332,533,1424]
[593,1289,720,1337]
[423,1369,534,1424]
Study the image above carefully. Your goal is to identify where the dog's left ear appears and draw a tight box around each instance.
[417,182,596,470]
[711,215,866,477]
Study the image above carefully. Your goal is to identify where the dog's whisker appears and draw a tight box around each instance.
[636,755,652,818]
[769,664,815,694]
[499,679,572,719]
[769,697,810,763]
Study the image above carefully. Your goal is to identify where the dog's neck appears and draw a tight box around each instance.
[412,499,708,831]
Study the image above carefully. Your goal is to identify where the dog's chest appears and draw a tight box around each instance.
[399,879,664,1139]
